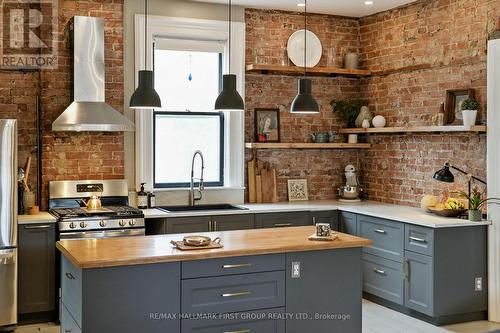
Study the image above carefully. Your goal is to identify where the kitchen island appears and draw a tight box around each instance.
[56,226,372,333]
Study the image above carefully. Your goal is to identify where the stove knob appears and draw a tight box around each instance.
[119,220,126,227]
[80,222,87,228]
[69,222,77,229]
[99,220,107,227]
[129,219,136,226]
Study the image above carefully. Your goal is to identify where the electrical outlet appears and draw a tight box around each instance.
[475,277,483,291]
[292,261,301,278]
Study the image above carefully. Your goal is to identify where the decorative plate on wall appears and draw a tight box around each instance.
[287,29,322,68]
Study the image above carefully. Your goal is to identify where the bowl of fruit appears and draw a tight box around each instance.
[428,198,466,217]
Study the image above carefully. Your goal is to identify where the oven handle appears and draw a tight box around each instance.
[59,228,145,240]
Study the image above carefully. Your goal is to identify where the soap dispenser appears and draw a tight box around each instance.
[137,183,148,209]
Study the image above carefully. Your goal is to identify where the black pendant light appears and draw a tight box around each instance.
[291,0,319,114]
[214,0,244,111]
[130,0,162,110]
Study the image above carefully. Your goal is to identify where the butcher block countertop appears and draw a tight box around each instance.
[56,226,372,269]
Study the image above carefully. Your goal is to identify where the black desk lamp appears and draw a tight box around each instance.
[433,162,487,199]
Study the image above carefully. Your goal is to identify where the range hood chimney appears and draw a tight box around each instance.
[52,16,134,132]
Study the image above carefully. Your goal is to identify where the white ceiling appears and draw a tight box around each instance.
[192,0,417,17]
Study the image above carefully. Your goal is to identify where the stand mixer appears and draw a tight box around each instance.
[337,165,365,202]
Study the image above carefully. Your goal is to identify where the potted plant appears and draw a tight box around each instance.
[459,187,500,221]
[330,99,366,128]
[461,98,480,127]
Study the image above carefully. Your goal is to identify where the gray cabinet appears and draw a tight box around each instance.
[211,214,254,231]
[18,223,56,320]
[404,251,434,316]
[362,253,404,305]
[339,212,357,235]
[358,215,404,262]
[310,210,339,231]
[255,212,310,229]
[166,216,211,234]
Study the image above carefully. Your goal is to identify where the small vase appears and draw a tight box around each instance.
[462,110,477,127]
[468,209,482,222]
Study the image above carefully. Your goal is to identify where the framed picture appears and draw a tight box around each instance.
[255,108,280,142]
[287,179,309,201]
[445,89,475,125]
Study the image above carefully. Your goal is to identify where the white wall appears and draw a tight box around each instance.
[123,0,245,203]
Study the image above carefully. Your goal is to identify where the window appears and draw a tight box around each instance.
[152,38,225,188]
[134,16,245,191]
[154,112,224,188]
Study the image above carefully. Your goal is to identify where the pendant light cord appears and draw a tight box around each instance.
[304,0,307,79]
[144,0,148,70]
[228,0,232,74]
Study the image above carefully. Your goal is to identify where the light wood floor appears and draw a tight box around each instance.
[13,300,500,333]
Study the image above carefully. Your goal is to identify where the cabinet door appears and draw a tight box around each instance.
[165,216,211,234]
[145,218,166,235]
[211,214,254,231]
[311,211,339,231]
[18,223,56,315]
[255,212,311,229]
[339,212,357,235]
[404,251,434,316]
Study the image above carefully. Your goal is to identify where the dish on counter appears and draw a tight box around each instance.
[287,29,322,68]
[427,207,466,217]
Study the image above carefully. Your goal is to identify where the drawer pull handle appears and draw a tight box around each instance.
[274,223,292,227]
[222,264,252,269]
[409,236,427,243]
[65,272,76,280]
[373,268,386,275]
[222,291,251,298]
[223,330,250,333]
[24,225,51,230]
[65,330,72,333]
[374,229,386,234]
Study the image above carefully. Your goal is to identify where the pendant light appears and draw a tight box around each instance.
[130,0,162,110]
[290,0,319,114]
[214,0,244,111]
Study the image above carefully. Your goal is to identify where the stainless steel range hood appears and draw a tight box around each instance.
[52,16,134,132]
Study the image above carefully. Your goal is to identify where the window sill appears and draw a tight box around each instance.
[152,186,245,192]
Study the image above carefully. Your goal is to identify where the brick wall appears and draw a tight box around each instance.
[245,9,362,201]
[357,0,497,206]
[0,0,125,209]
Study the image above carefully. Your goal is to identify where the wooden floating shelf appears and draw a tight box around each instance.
[245,142,372,149]
[246,64,371,77]
[338,125,487,134]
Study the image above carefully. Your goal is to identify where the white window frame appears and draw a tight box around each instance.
[133,15,245,192]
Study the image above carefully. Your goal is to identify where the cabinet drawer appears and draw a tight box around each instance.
[181,308,285,333]
[358,215,404,262]
[255,212,310,228]
[182,254,285,279]
[362,253,404,305]
[405,224,434,256]
[61,303,81,333]
[61,256,82,328]
[182,271,285,314]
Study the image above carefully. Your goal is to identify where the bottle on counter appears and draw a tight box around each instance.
[148,192,156,208]
[137,183,148,209]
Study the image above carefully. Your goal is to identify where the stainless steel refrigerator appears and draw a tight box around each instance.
[0,119,17,328]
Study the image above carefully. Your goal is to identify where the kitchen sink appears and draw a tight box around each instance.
[158,204,248,213]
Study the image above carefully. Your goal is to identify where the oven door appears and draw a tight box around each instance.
[59,228,145,240]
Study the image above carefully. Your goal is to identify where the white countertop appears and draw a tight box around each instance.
[18,212,57,225]
[143,200,491,229]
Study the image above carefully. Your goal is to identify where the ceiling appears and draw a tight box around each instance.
[192,0,417,17]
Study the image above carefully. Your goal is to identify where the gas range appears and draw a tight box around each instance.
[50,205,145,232]
[49,180,145,239]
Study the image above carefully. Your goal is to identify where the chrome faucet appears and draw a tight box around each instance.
[189,150,205,206]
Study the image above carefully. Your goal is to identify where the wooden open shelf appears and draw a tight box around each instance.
[246,64,371,77]
[245,142,372,149]
[338,125,487,134]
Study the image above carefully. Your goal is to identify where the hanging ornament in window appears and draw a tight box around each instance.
[188,54,193,82]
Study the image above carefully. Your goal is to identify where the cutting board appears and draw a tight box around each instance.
[256,175,262,203]
[260,162,278,203]
[247,159,257,203]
